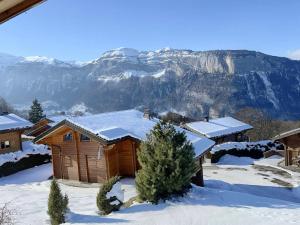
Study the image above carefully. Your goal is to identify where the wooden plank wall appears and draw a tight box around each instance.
[106,145,119,178]
[39,125,140,183]
[280,134,300,166]
[77,137,107,183]
[0,131,22,154]
[118,139,135,176]
[42,126,107,182]
[106,139,138,178]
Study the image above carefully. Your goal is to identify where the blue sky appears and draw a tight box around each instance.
[0,0,299,61]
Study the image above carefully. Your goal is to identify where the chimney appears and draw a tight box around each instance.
[143,108,150,119]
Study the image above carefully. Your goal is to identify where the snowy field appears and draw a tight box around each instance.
[1,157,300,225]
[0,141,49,166]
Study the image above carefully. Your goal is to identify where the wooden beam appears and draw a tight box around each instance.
[192,157,204,187]
[59,147,63,179]
[0,0,45,24]
[115,144,119,176]
[131,141,136,175]
[49,145,55,178]
[74,131,81,181]
[85,154,90,183]
[104,147,110,180]
[19,131,23,150]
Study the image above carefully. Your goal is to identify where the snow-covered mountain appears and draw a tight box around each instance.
[0,48,300,119]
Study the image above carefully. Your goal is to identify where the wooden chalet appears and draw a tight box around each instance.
[0,113,32,154]
[184,117,253,144]
[273,128,300,167]
[34,109,215,185]
[0,0,45,24]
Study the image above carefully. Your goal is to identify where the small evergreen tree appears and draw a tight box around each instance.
[28,99,44,123]
[136,121,196,204]
[96,176,122,215]
[48,179,69,225]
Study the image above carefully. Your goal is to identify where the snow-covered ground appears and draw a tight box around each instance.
[1,157,300,225]
[211,140,282,153]
[0,141,49,166]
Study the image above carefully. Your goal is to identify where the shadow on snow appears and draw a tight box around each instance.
[68,211,130,224]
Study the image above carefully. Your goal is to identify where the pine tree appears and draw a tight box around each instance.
[28,98,44,123]
[136,121,196,204]
[96,176,122,215]
[48,179,69,225]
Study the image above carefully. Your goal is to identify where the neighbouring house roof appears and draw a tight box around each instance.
[184,117,253,138]
[47,115,69,127]
[35,109,215,157]
[272,128,300,141]
[0,113,32,132]
[26,115,72,137]
[0,0,45,24]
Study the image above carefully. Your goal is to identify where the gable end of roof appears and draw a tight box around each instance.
[34,119,141,145]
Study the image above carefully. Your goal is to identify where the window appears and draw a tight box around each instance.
[4,141,10,148]
[0,141,10,149]
[80,134,91,142]
[63,132,73,141]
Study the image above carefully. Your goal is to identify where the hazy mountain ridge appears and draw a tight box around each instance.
[0,48,299,119]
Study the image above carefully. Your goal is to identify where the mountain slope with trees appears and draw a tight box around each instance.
[0,49,299,119]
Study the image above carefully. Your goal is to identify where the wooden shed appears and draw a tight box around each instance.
[0,113,32,154]
[34,109,215,184]
[273,128,300,167]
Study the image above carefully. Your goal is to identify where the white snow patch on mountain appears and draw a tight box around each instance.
[152,69,166,78]
[257,72,279,109]
[23,56,56,64]
[22,56,75,67]
[102,48,140,58]
[66,60,92,67]
[69,103,89,115]
[97,69,167,82]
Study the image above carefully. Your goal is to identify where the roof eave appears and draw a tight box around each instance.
[0,0,45,24]
[184,124,252,139]
[34,119,108,145]
[34,119,142,146]
[209,127,253,139]
[0,126,31,134]
[272,127,300,141]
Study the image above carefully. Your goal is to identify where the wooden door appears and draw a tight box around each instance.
[118,140,135,176]
[62,154,79,181]
[87,156,107,183]
[106,146,119,178]
[51,146,62,179]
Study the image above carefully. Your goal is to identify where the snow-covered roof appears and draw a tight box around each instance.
[0,113,32,131]
[272,128,300,141]
[48,115,68,127]
[185,117,252,138]
[39,110,215,157]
